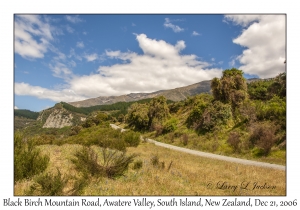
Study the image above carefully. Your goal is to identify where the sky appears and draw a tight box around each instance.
[14,14,286,112]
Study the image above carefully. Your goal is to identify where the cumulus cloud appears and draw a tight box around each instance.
[65,15,83,23]
[15,34,222,102]
[14,106,18,109]
[192,31,200,36]
[14,15,54,59]
[15,82,87,102]
[76,41,84,48]
[225,15,286,78]
[164,18,184,33]
[69,34,221,98]
[84,53,98,62]
[224,15,261,27]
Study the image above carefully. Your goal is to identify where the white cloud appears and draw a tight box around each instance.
[69,34,220,98]
[211,58,215,61]
[69,48,82,61]
[225,15,286,78]
[66,25,74,33]
[14,106,18,109]
[65,15,83,23]
[14,15,54,59]
[69,60,76,67]
[84,53,98,62]
[132,23,136,26]
[15,34,222,102]
[15,82,87,102]
[49,62,73,79]
[192,31,200,36]
[224,15,261,27]
[164,18,184,33]
[229,59,235,67]
[76,41,84,48]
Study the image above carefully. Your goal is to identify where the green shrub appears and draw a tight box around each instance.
[122,130,140,147]
[198,101,232,132]
[27,168,68,196]
[256,96,286,127]
[72,147,137,179]
[150,155,167,170]
[163,117,178,133]
[150,155,160,167]
[211,68,248,110]
[71,147,103,177]
[14,133,49,183]
[133,160,143,170]
[127,103,150,130]
[27,168,87,196]
[67,127,127,151]
[186,94,212,128]
[251,147,265,157]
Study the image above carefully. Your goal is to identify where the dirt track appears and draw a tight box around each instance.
[110,124,286,171]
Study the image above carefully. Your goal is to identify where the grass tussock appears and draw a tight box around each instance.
[14,132,50,183]
[71,146,137,179]
[14,143,286,196]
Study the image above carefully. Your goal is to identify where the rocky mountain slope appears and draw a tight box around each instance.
[69,80,212,107]
[37,104,86,128]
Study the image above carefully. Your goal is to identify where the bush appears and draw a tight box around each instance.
[122,130,140,147]
[181,134,189,146]
[133,160,143,170]
[27,168,68,196]
[151,122,164,137]
[248,122,278,156]
[14,133,49,183]
[150,155,166,170]
[27,168,87,196]
[256,96,286,128]
[237,100,257,124]
[163,117,178,133]
[68,127,127,151]
[186,94,212,128]
[71,146,137,179]
[71,147,103,177]
[168,132,175,143]
[227,132,241,152]
[198,101,232,132]
[150,155,160,167]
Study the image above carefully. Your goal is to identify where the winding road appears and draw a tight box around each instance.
[110,124,286,171]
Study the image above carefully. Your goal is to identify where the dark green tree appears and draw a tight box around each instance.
[148,96,170,129]
[127,103,149,130]
[211,68,248,110]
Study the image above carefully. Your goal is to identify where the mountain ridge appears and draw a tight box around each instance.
[69,80,212,107]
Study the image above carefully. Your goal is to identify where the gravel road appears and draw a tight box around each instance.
[110,124,285,171]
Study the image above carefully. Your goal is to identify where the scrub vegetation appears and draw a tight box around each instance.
[14,68,286,195]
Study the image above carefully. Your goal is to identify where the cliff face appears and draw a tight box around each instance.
[42,109,74,128]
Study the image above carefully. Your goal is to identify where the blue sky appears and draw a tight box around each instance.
[14,14,286,112]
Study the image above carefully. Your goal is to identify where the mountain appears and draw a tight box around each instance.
[69,80,212,107]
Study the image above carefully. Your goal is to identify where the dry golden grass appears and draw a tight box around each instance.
[14,142,286,196]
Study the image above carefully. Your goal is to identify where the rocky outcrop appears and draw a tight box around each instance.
[42,109,74,128]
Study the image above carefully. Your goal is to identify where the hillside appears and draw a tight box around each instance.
[69,80,212,107]
[14,69,286,196]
